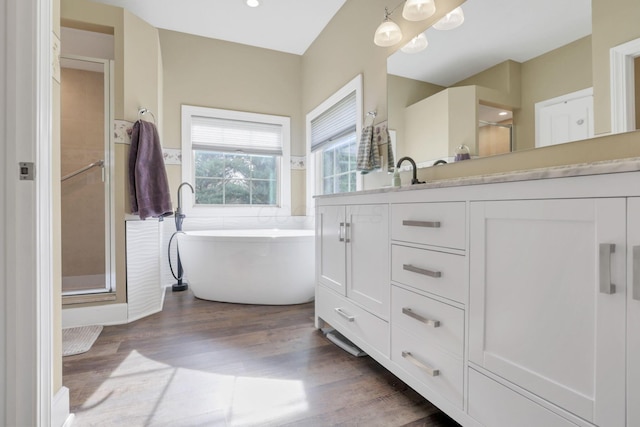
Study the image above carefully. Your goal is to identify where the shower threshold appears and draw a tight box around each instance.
[62,292,116,306]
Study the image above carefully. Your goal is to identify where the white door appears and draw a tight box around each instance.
[317,205,346,295]
[536,89,594,147]
[469,199,626,427]
[347,204,389,319]
[628,198,640,426]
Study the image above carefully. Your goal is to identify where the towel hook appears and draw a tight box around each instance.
[364,111,377,127]
[138,107,156,124]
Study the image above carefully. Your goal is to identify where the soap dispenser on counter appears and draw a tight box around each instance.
[392,169,401,187]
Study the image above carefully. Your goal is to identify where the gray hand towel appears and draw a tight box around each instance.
[356,125,381,173]
[128,120,173,220]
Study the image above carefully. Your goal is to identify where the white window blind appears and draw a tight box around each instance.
[191,115,283,155]
[310,90,356,152]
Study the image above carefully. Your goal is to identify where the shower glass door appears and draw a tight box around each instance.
[60,55,114,296]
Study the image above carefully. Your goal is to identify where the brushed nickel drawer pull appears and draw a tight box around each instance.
[403,264,442,278]
[335,307,355,322]
[402,351,439,376]
[402,307,440,327]
[339,222,345,242]
[634,246,640,301]
[402,220,441,228]
[599,243,616,295]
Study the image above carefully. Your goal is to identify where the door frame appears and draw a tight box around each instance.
[3,0,54,425]
[610,37,640,134]
[59,55,116,296]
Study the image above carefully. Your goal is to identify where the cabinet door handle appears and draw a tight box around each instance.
[403,264,442,278]
[633,246,640,301]
[339,222,345,242]
[599,243,616,295]
[345,222,351,243]
[402,220,441,228]
[335,307,355,322]
[401,351,439,377]
[402,307,440,327]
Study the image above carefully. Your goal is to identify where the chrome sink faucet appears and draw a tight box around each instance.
[396,156,425,185]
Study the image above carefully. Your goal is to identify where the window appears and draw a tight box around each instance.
[182,106,291,216]
[321,132,357,194]
[306,75,363,211]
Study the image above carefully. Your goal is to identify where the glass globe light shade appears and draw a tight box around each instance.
[401,33,428,54]
[402,0,436,21]
[246,0,260,7]
[374,19,403,47]
[433,7,465,30]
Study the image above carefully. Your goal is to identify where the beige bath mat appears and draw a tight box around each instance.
[62,325,103,356]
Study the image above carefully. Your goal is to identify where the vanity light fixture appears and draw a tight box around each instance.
[433,6,464,30]
[246,0,260,7]
[374,7,403,47]
[401,32,428,54]
[402,0,436,21]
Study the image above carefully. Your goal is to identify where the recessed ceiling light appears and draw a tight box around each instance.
[246,0,260,7]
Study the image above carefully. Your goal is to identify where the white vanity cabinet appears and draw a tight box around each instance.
[468,198,626,427]
[389,202,467,410]
[627,198,640,426]
[315,166,640,427]
[315,202,390,357]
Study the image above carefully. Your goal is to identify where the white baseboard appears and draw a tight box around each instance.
[62,303,128,328]
[52,386,71,427]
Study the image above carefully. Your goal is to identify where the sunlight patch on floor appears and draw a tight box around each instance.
[78,350,309,425]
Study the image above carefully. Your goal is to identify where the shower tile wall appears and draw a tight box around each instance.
[479,120,513,157]
[61,67,106,292]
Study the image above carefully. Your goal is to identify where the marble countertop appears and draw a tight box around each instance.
[317,157,640,198]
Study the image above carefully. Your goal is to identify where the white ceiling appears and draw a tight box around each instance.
[93,0,347,55]
[387,0,592,86]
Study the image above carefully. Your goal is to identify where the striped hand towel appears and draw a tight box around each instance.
[356,125,381,173]
[375,125,395,172]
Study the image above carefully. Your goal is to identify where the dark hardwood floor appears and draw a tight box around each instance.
[63,290,461,427]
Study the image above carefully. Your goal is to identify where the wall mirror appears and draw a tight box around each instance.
[387,0,596,167]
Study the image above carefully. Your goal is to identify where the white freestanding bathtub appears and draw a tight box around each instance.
[177,229,315,305]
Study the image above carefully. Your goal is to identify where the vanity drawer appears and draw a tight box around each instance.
[391,202,466,249]
[316,285,390,357]
[391,286,463,358]
[391,244,466,303]
[392,326,463,409]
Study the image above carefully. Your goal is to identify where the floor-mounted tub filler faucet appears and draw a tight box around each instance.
[396,156,425,185]
[170,182,194,292]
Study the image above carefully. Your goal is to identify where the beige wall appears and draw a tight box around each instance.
[516,36,592,150]
[61,0,161,307]
[403,85,477,161]
[302,0,465,191]
[387,74,443,162]
[592,0,640,135]
[302,0,466,124]
[455,60,522,109]
[158,30,306,213]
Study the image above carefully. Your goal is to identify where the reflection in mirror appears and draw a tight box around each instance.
[387,0,592,167]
